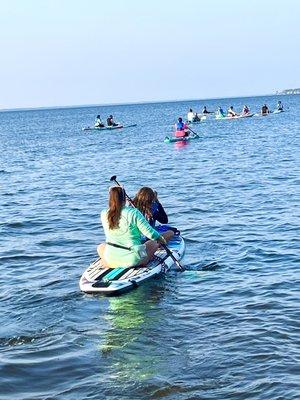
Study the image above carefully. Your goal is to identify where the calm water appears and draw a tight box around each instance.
[0,95,299,400]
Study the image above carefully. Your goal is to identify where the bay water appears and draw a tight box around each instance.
[0,95,299,399]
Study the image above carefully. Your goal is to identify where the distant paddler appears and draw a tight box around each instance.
[277,100,284,111]
[174,117,189,138]
[217,106,226,118]
[95,115,105,128]
[107,115,119,127]
[227,106,238,117]
[261,104,270,115]
[193,113,201,122]
[187,108,196,123]
[202,106,214,114]
[242,105,250,115]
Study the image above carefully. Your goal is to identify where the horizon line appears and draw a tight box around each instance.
[0,92,282,113]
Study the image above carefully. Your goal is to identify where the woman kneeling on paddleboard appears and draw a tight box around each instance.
[133,187,175,242]
[175,117,189,138]
[97,187,166,268]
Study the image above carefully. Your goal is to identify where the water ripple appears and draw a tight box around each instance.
[0,97,299,399]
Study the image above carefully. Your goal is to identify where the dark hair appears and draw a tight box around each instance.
[133,187,156,220]
[107,187,126,229]
[189,108,193,112]
[178,117,183,122]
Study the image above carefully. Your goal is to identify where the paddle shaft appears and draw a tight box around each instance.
[109,176,184,271]
[110,176,134,206]
[160,243,184,271]
[187,126,200,137]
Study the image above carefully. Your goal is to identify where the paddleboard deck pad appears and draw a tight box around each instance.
[82,124,137,131]
[79,229,185,295]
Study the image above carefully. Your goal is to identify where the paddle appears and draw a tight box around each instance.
[187,126,200,138]
[109,175,184,271]
[110,175,134,206]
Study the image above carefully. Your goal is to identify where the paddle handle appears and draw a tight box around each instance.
[110,177,135,206]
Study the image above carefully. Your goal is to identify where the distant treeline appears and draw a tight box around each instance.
[276,88,300,95]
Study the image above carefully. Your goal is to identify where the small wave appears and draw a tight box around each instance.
[0,331,48,347]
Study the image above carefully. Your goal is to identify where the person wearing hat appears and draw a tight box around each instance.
[107,115,118,126]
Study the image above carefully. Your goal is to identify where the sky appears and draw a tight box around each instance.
[0,0,299,109]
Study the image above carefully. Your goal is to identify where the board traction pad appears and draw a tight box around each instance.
[86,250,168,283]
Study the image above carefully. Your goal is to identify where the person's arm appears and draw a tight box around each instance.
[133,208,161,240]
[153,201,168,224]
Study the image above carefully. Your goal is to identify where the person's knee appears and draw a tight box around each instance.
[163,230,174,242]
[146,240,159,254]
[97,243,105,257]
[152,241,160,252]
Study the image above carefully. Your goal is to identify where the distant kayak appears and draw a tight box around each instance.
[82,124,137,132]
[216,113,254,120]
[273,109,284,114]
[164,135,200,143]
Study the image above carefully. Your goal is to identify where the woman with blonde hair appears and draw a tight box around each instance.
[97,186,167,268]
[133,187,174,242]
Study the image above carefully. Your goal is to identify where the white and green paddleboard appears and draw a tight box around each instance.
[82,124,137,132]
[79,230,185,296]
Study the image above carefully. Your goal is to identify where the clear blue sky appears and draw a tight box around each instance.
[1,0,299,109]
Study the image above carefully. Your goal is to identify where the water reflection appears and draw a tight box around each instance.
[99,281,166,354]
[174,141,189,149]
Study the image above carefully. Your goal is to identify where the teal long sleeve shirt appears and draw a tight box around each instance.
[101,206,161,267]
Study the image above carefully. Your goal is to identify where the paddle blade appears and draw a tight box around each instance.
[161,243,184,272]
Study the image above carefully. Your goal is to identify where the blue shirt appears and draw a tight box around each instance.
[176,121,185,130]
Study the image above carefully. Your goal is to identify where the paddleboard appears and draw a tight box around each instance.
[164,135,200,143]
[215,113,254,120]
[79,229,185,295]
[254,113,270,117]
[82,124,137,132]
